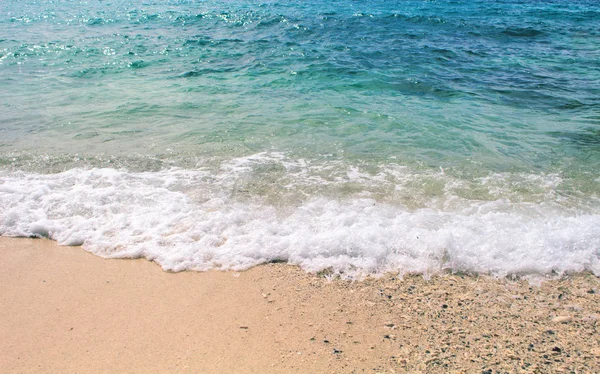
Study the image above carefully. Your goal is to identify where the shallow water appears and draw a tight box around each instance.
[1,0,599,276]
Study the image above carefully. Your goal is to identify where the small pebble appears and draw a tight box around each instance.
[551,315,572,323]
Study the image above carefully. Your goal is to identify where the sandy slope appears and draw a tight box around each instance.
[1,237,599,373]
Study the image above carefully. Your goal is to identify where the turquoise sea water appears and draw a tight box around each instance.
[1,0,599,276]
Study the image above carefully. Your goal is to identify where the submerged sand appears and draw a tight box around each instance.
[1,237,599,373]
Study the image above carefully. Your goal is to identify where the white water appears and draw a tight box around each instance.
[1,154,599,278]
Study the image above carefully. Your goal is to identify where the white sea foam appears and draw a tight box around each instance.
[1,156,599,277]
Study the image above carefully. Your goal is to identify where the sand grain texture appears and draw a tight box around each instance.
[1,237,599,373]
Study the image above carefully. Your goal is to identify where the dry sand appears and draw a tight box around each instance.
[1,237,599,373]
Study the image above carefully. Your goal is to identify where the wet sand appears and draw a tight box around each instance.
[1,237,599,373]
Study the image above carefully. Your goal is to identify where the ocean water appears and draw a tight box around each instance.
[1,0,599,277]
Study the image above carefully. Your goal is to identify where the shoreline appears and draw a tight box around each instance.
[1,237,599,373]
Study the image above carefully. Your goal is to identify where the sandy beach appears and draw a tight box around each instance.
[1,237,599,373]
[2,1,600,372]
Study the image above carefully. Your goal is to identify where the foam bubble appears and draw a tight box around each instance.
[1,159,599,277]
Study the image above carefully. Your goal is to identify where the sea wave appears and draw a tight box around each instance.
[2,155,599,278]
